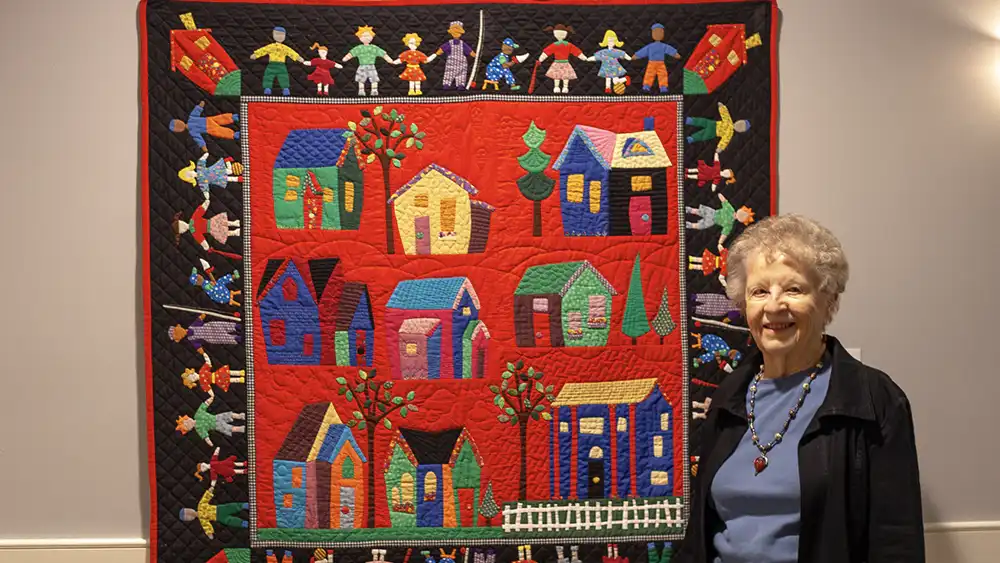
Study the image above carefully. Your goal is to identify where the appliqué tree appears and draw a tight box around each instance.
[651,287,676,344]
[349,106,426,254]
[622,253,651,345]
[516,121,555,237]
[479,481,500,526]
[337,368,419,528]
[489,359,554,500]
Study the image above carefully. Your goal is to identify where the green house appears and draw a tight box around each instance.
[272,129,364,231]
[383,427,483,528]
[513,261,618,347]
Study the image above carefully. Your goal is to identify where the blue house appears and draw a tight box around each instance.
[256,257,374,366]
[549,378,674,499]
[552,118,672,237]
[385,277,489,380]
[273,402,367,529]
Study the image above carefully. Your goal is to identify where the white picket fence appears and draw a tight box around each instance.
[501,497,684,534]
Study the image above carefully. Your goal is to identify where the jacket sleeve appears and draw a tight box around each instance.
[868,396,925,562]
[673,405,720,563]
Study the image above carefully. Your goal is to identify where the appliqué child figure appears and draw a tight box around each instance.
[175,394,245,447]
[537,24,588,94]
[588,30,632,94]
[395,33,437,96]
[685,193,755,249]
[686,101,750,153]
[633,23,682,94]
[169,314,242,349]
[303,43,343,96]
[686,152,735,191]
[189,258,241,307]
[181,349,245,395]
[195,447,247,484]
[343,25,398,96]
[250,26,305,96]
[689,247,729,288]
[169,101,239,152]
[435,21,476,90]
[178,482,248,539]
[178,153,243,199]
[484,38,529,90]
[172,199,241,253]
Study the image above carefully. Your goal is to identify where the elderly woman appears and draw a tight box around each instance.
[677,215,924,563]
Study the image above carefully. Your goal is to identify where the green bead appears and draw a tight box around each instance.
[802,382,810,391]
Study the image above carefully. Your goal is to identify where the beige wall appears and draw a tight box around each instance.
[0,0,997,551]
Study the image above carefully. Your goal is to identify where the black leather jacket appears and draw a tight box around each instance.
[676,336,925,562]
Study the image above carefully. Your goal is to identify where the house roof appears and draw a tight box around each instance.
[274,129,352,169]
[386,277,481,311]
[388,164,478,204]
[275,402,367,463]
[514,261,618,297]
[399,318,442,336]
[336,282,372,328]
[552,124,670,171]
[398,428,463,465]
[462,319,491,340]
[551,378,660,407]
[255,258,341,303]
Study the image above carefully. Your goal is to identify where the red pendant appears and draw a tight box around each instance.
[754,455,768,475]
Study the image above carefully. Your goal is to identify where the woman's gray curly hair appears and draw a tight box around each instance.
[725,214,850,321]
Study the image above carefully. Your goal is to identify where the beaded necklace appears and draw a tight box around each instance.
[747,357,825,475]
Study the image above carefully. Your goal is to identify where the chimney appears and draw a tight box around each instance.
[643,117,655,131]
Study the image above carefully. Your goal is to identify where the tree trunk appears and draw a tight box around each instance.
[532,200,542,237]
[366,423,377,528]
[659,335,665,345]
[383,161,395,254]
[631,336,637,345]
[518,416,528,500]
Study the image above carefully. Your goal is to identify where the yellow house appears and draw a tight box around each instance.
[389,164,494,255]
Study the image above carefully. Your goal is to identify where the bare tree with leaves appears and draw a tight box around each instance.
[488,359,554,500]
[337,368,419,528]
[348,106,426,254]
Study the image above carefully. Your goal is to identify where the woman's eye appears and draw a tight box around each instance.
[787,287,802,294]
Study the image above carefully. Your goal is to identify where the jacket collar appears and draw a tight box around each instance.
[715,335,877,423]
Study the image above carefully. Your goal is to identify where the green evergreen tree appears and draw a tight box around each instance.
[516,121,555,237]
[651,287,676,344]
[479,481,500,526]
[622,253,651,345]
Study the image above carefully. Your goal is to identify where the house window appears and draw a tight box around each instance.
[567,312,583,339]
[194,36,211,50]
[423,472,438,501]
[559,422,569,433]
[323,187,334,203]
[650,471,670,486]
[631,176,653,192]
[283,493,295,508]
[727,50,741,65]
[178,55,194,71]
[405,343,418,356]
[284,174,301,202]
[617,417,627,432]
[660,412,670,430]
[532,298,549,313]
[589,181,602,213]
[302,333,314,357]
[392,487,400,506]
[462,306,471,316]
[291,466,303,488]
[282,277,297,301]
[269,319,286,346]
[579,417,604,435]
[342,457,355,479]
[344,181,355,212]
[400,474,415,503]
[440,198,457,232]
[414,193,429,207]
[588,295,608,327]
[709,33,722,46]
[567,174,584,203]
[589,446,603,459]
[653,436,664,457]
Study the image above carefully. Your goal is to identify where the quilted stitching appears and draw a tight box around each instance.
[143,1,774,561]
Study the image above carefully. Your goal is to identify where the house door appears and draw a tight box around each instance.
[587,460,605,499]
[532,312,550,347]
[629,197,652,235]
[414,216,432,255]
[355,330,367,366]
[339,487,355,529]
[458,488,475,527]
[475,347,485,379]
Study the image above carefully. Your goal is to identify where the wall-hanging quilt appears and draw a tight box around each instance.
[140,0,777,560]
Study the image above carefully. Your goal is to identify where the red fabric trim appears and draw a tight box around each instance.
[769,0,779,214]
[569,407,577,499]
[629,403,637,497]
[180,0,763,5]
[608,405,617,498]
[138,0,157,560]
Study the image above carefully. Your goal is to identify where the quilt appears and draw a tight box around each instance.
[140,0,777,561]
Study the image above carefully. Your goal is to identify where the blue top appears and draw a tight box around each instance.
[634,41,679,62]
[710,357,832,563]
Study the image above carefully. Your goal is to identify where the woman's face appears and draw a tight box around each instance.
[554,29,568,41]
[744,251,828,360]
